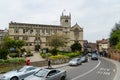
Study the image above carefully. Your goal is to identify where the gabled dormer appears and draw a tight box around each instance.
[71,23,83,40]
[71,23,83,31]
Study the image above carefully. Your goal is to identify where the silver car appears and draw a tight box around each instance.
[69,58,82,66]
[24,68,67,80]
[1,66,39,80]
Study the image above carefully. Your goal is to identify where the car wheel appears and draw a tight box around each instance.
[61,76,65,80]
[10,76,18,80]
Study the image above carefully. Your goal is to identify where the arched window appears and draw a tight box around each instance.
[74,28,79,40]
[65,20,68,22]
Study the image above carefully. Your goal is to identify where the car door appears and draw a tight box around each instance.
[46,70,59,80]
[77,58,81,64]
[19,67,36,79]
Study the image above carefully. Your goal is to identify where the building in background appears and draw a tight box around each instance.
[9,13,83,51]
[0,29,8,47]
[87,42,97,53]
[96,38,109,56]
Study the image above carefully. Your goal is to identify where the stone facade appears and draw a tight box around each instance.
[96,39,109,52]
[0,29,8,47]
[9,13,83,51]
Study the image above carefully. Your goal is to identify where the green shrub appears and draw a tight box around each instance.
[0,58,25,65]
[58,52,82,58]
[6,58,25,63]
[9,53,19,58]
[40,53,51,58]
[71,41,82,52]
[116,42,120,50]
[26,53,33,57]
[50,54,68,59]
[40,53,46,58]
[0,48,9,60]
[21,48,26,53]
[50,48,58,55]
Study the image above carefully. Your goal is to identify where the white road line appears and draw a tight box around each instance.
[113,69,115,72]
[71,60,101,80]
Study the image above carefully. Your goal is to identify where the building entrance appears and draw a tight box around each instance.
[35,45,40,51]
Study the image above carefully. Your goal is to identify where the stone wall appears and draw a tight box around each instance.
[109,49,120,62]
[30,58,70,67]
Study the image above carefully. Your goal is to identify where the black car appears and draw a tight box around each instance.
[91,53,98,60]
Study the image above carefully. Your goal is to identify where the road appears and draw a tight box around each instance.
[60,57,117,80]
[0,57,117,80]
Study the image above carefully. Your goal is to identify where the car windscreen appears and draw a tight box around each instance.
[92,54,98,57]
[17,66,27,72]
[81,57,85,60]
[72,58,79,61]
[34,69,49,78]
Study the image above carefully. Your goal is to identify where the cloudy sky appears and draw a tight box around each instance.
[0,0,120,42]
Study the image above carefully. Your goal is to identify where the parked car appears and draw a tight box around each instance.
[1,66,39,80]
[24,68,67,80]
[91,53,98,60]
[80,56,88,63]
[69,58,82,66]
[87,53,92,57]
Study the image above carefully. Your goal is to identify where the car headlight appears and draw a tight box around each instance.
[1,76,6,79]
[1,76,9,79]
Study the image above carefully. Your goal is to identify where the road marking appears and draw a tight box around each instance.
[96,68,116,76]
[97,68,111,75]
[113,69,115,72]
[71,60,101,80]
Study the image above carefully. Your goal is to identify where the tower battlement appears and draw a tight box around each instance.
[60,12,71,27]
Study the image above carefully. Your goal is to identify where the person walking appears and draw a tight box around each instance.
[48,59,51,68]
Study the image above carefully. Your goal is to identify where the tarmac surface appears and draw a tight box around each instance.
[0,52,120,80]
[103,57,120,80]
[27,51,45,62]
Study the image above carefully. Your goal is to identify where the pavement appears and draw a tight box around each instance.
[27,51,45,62]
[102,57,120,80]
[0,63,68,79]
[1,52,120,80]
[19,52,120,80]
[1,55,120,80]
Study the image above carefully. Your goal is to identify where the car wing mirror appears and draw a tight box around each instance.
[46,76,50,78]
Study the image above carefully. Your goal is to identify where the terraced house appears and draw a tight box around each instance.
[9,13,83,51]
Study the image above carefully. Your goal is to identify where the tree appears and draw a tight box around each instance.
[15,40,25,49]
[0,48,9,59]
[47,34,66,49]
[116,42,120,49]
[109,22,120,47]
[47,34,67,55]
[1,36,15,49]
[71,41,82,52]
[1,36,25,50]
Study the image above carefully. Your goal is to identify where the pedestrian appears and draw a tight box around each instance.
[48,59,51,68]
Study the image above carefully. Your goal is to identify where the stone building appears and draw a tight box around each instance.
[9,13,83,51]
[96,38,109,52]
[0,29,8,47]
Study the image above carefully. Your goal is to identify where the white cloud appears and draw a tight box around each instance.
[0,0,120,42]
